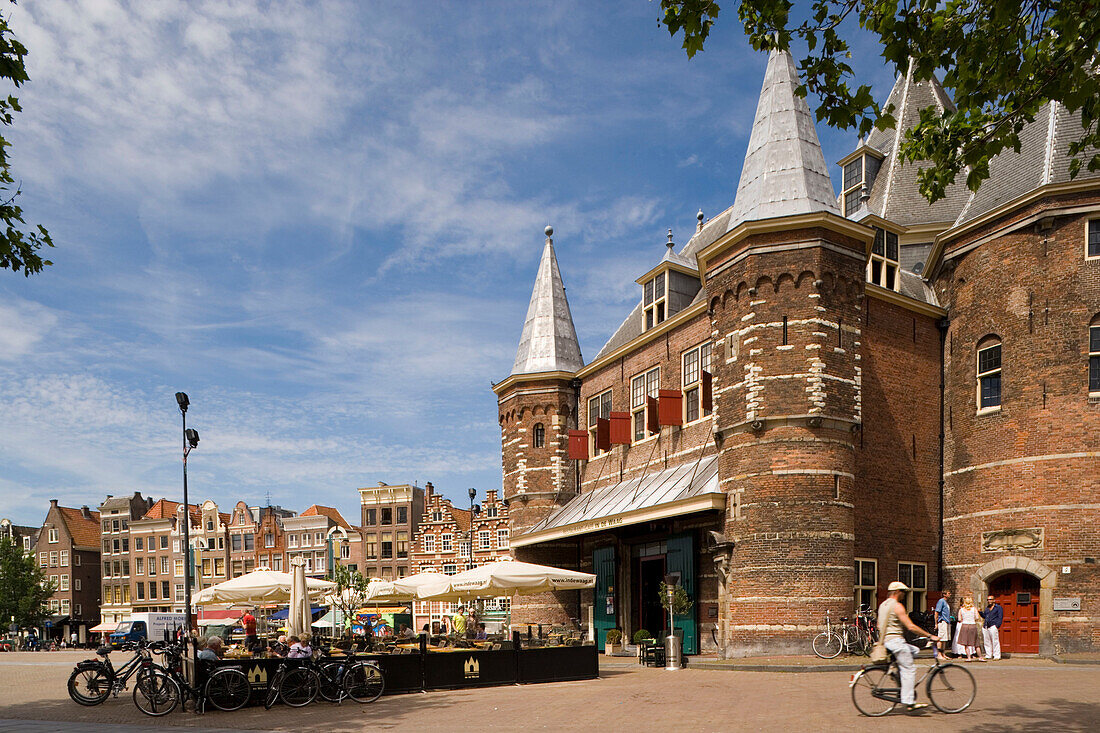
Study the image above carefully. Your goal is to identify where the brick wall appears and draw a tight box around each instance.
[936,201,1100,653]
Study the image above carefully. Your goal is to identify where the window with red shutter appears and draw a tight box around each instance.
[568,430,589,459]
[658,390,683,426]
[609,412,631,445]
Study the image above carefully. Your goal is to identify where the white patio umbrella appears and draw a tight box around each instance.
[416,560,596,602]
[388,571,452,601]
[287,559,312,639]
[192,568,335,606]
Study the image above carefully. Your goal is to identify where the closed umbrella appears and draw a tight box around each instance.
[287,559,311,639]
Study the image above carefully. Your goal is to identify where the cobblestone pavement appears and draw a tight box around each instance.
[1,651,1097,732]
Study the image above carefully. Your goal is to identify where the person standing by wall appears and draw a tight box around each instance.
[934,590,953,657]
[980,594,1003,660]
[956,597,985,661]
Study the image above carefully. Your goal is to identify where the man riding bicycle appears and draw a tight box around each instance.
[879,580,939,713]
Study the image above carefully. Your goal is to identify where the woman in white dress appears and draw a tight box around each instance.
[956,597,985,661]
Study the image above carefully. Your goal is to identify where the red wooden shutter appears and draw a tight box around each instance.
[658,390,683,426]
[702,370,713,411]
[646,396,659,433]
[609,412,631,445]
[567,430,588,459]
[596,417,611,451]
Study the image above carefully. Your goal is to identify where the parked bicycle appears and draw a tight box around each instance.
[264,659,320,708]
[813,609,874,658]
[849,637,976,716]
[314,649,385,704]
[67,640,152,706]
[131,638,252,716]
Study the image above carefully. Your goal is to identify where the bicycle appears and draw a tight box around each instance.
[314,649,385,704]
[68,641,153,706]
[264,659,320,708]
[813,610,872,658]
[849,636,976,716]
[131,639,251,715]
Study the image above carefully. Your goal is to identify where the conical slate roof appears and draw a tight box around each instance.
[862,60,970,226]
[511,231,583,375]
[728,48,838,230]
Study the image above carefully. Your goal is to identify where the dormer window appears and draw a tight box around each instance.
[644,272,666,330]
[868,227,900,291]
[838,148,883,216]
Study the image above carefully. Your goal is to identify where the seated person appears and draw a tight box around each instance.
[267,635,289,657]
[474,623,488,641]
[397,624,416,640]
[286,635,313,659]
[198,636,224,661]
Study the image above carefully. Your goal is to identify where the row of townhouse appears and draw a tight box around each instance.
[5,481,511,642]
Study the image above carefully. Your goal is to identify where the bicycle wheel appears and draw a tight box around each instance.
[343,662,384,703]
[133,669,181,717]
[317,662,344,702]
[927,663,976,713]
[854,627,871,656]
[264,666,284,710]
[68,666,112,706]
[205,667,251,712]
[279,667,319,707]
[850,664,898,717]
[812,631,843,659]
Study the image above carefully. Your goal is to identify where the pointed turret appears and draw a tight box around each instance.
[728,48,838,230]
[511,226,584,375]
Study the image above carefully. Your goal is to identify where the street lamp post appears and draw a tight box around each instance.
[175,392,200,638]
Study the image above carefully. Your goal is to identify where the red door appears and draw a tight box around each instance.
[989,573,1040,653]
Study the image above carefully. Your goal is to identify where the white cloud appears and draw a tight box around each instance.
[0,296,59,359]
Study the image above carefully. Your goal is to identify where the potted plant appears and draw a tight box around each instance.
[632,629,652,658]
[604,628,622,655]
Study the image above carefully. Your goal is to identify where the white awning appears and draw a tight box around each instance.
[511,455,724,547]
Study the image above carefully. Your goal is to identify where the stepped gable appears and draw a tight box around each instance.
[953,102,1100,228]
[862,61,970,227]
[727,48,838,230]
[510,229,583,376]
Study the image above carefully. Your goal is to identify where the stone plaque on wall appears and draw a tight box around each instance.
[1053,598,1081,611]
[982,527,1044,553]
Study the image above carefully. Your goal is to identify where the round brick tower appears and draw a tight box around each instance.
[698,48,870,656]
[494,226,584,628]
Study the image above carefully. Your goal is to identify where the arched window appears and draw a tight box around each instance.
[533,423,545,448]
[1089,315,1100,393]
[977,335,1002,411]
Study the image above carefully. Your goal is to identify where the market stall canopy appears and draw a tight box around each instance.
[416,560,596,602]
[269,606,324,620]
[89,621,118,633]
[192,569,336,606]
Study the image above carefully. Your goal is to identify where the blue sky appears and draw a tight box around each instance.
[0,1,898,527]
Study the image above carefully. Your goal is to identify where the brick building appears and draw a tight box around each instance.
[0,518,37,556]
[98,493,155,626]
[357,482,425,580]
[282,505,359,579]
[495,50,1099,656]
[34,500,102,643]
[255,505,296,572]
[409,485,512,631]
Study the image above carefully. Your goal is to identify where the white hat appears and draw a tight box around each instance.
[888,581,909,592]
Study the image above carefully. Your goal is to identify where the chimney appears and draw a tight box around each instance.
[50,499,59,507]
[81,506,92,519]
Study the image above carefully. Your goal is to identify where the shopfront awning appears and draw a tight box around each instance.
[511,455,724,547]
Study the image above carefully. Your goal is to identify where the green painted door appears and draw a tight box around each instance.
[593,545,616,647]
[665,532,697,655]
